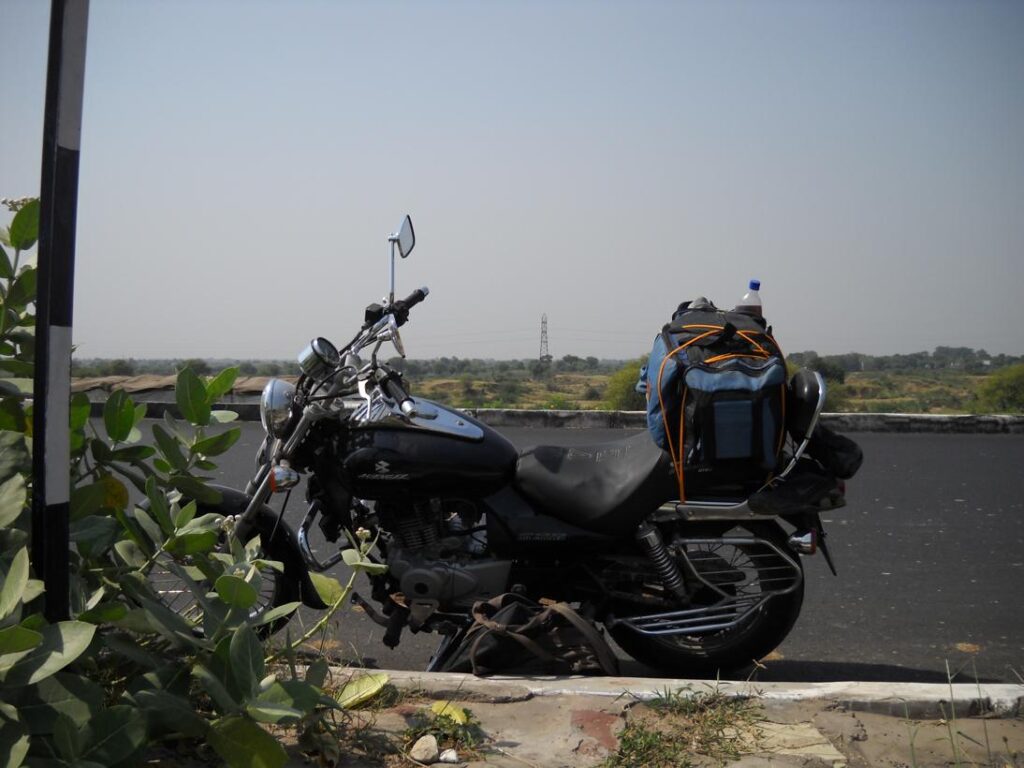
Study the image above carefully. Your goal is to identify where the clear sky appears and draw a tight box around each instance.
[3,0,1023,361]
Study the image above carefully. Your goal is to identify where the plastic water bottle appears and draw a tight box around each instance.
[736,279,762,317]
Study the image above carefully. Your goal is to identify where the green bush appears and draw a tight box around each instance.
[603,357,647,410]
[977,363,1024,413]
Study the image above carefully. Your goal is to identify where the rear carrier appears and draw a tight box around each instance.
[639,301,787,501]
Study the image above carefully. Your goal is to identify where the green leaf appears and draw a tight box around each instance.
[7,269,36,308]
[69,516,120,558]
[132,508,164,550]
[207,715,287,768]
[79,705,147,766]
[69,482,105,522]
[97,475,129,513]
[0,243,12,279]
[0,360,33,376]
[169,474,221,505]
[53,712,81,761]
[151,424,188,472]
[20,578,43,606]
[0,430,30,484]
[309,573,346,606]
[341,548,388,575]
[259,678,324,713]
[132,402,147,427]
[304,657,328,688]
[206,367,239,403]
[176,367,210,426]
[0,547,29,620]
[8,199,39,250]
[112,540,147,570]
[174,499,197,528]
[215,575,258,610]
[68,393,91,431]
[191,663,238,714]
[0,621,96,687]
[0,717,29,768]
[8,671,103,735]
[191,427,241,458]
[252,601,300,628]
[335,672,389,710]
[77,602,127,625]
[211,409,239,424]
[229,625,264,699]
[0,624,42,654]
[109,445,156,462]
[102,390,135,443]
[164,529,218,556]
[134,689,208,738]
[244,701,303,724]
[0,474,26,528]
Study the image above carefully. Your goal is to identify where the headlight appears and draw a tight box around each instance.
[260,378,296,439]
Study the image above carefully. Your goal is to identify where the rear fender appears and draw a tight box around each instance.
[200,484,329,610]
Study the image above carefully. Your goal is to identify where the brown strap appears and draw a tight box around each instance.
[546,603,619,675]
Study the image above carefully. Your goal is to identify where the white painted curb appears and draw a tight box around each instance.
[342,668,1024,719]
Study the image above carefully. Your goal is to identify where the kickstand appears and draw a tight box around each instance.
[817,525,838,576]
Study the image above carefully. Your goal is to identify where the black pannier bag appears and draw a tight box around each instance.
[640,299,787,501]
[439,593,619,677]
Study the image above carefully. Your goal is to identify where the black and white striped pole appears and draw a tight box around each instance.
[31,0,90,622]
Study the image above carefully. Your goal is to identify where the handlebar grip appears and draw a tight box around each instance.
[375,367,413,410]
[391,286,429,327]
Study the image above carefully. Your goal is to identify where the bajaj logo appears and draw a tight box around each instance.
[375,461,391,474]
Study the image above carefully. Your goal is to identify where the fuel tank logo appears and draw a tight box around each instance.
[358,460,410,481]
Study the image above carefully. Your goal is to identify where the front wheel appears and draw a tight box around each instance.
[607,521,805,678]
[146,503,301,637]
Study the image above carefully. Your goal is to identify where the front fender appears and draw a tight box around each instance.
[203,484,329,610]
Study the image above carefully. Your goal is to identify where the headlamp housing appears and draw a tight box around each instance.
[259,378,297,439]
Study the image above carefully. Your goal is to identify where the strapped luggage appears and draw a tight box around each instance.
[439,593,619,677]
[638,299,787,501]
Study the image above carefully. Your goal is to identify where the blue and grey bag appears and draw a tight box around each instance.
[638,300,787,501]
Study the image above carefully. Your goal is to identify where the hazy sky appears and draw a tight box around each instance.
[3,0,1023,361]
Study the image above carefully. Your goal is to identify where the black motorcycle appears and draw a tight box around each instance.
[177,215,849,677]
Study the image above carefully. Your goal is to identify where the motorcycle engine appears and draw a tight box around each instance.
[377,498,510,611]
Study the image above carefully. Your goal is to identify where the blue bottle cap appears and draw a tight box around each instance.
[749,279,760,291]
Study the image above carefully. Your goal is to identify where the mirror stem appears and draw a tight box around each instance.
[388,238,396,306]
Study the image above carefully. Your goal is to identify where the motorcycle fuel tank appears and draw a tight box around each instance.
[343,399,517,500]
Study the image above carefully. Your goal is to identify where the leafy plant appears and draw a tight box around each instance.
[0,199,359,767]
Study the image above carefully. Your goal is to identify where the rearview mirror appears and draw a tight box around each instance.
[395,215,415,258]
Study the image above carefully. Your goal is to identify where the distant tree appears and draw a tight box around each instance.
[100,358,136,376]
[977,364,1024,413]
[604,357,646,410]
[181,358,211,375]
[238,361,257,375]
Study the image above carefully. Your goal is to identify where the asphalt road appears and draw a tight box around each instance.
[197,422,1024,684]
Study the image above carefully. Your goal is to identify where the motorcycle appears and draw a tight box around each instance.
[178,215,847,677]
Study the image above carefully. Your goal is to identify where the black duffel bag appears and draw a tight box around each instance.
[440,593,619,677]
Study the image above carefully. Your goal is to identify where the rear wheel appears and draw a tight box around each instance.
[607,521,804,677]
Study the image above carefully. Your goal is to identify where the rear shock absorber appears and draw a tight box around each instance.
[635,523,689,601]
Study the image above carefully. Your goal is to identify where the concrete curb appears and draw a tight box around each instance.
[346,668,1024,720]
[101,401,1024,433]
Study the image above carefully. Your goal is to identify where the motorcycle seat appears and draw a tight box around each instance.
[514,431,677,535]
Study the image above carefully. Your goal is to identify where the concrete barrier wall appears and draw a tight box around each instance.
[91,401,1024,433]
